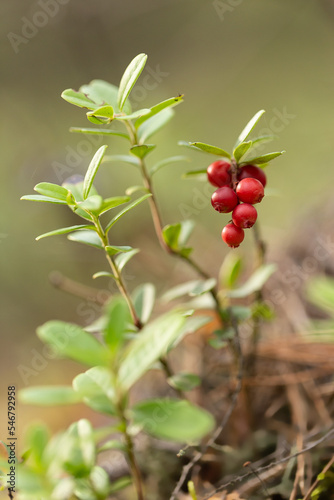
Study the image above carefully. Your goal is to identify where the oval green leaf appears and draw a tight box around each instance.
[118,53,148,111]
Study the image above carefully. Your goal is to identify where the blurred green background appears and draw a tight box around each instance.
[1,0,334,439]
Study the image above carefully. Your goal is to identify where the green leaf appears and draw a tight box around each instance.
[92,271,114,280]
[132,283,156,324]
[162,220,194,252]
[62,175,99,202]
[36,224,94,241]
[19,386,81,406]
[233,141,252,163]
[103,154,140,167]
[109,477,132,494]
[105,194,152,233]
[87,114,109,125]
[138,108,174,143]
[167,373,201,392]
[162,279,216,302]
[115,108,151,121]
[61,89,98,110]
[68,230,103,249]
[182,170,207,180]
[21,194,67,204]
[190,279,217,296]
[25,424,50,470]
[250,134,277,147]
[118,312,187,390]
[150,155,189,176]
[219,252,242,289]
[34,182,69,201]
[135,95,184,128]
[178,220,195,246]
[130,144,156,159]
[83,145,108,199]
[242,151,285,166]
[37,321,110,366]
[115,248,140,271]
[80,79,131,114]
[63,419,96,476]
[226,264,276,298]
[234,109,265,148]
[70,127,129,140]
[130,399,214,443]
[99,196,131,214]
[87,105,114,120]
[73,367,116,415]
[118,53,148,111]
[79,195,104,212]
[104,297,132,354]
[105,245,133,256]
[90,466,110,497]
[125,185,149,196]
[190,142,231,159]
[229,306,252,321]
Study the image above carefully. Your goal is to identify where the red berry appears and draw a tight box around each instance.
[211,186,238,213]
[207,160,231,187]
[222,223,244,248]
[232,203,257,228]
[238,164,267,187]
[236,178,264,204]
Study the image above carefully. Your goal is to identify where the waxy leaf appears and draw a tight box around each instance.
[132,283,156,324]
[21,195,67,204]
[135,95,184,128]
[92,271,114,280]
[99,196,130,214]
[125,186,149,196]
[182,170,207,180]
[34,182,69,201]
[130,144,156,159]
[241,151,285,166]
[36,224,94,241]
[233,141,252,163]
[235,109,265,147]
[68,230,103,249]
[226,264,276,298]
[219,252,243,289]
[80,79,131,114]
[37,321,110,366]
[19,386,81,406]
[105,245,133,256]
[115,248,140,271]
[105,194,152,233]
[138,108,174,143]
[79,195,104,212]
[118,312,186,390]
[190,142,231,158]
[104,297,132,354]
[118,53,148,111]
[70,127,129,140]
[115,109,150,121]
[130,399,214,443]
[73,367,116,415]
[162,279,216,302]
[87,105,114,120]
[83,145,108,199]
[61,89,98,110]
[103,154,140,167]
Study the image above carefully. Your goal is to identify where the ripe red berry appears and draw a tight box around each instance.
[232,203,257,228]
[238,164,267,187]
[207,160,231,187]
[236,178,264,204]
[222,223,245,248]
[211,186,238,213]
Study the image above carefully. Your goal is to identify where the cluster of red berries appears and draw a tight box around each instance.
[208,160,266,248]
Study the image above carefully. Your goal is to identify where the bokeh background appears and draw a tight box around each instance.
[1,0,334,446]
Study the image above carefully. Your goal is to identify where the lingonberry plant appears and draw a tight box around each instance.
[6,54,285,499]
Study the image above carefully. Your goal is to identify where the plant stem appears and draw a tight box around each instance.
[119,411,145,500]
[93,216,142,329]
